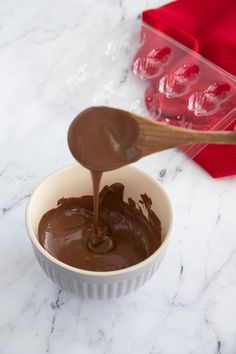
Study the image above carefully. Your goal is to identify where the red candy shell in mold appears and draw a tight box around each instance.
[159,64,200,98]
[188,82,231,116]
[132,46,171,79]
[148,47,171,63]
[132,56,160,79]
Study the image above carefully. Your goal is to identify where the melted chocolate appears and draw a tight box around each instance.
[67,106,142,172]
[38,183,162,272]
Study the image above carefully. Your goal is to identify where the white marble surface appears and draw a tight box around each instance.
[1,0,236,353]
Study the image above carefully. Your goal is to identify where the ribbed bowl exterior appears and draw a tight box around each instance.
[32,242,167,299]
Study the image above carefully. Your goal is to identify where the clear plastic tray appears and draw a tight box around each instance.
[45,20,236,159]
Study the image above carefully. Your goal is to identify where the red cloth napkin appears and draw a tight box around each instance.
[136,0,236,178]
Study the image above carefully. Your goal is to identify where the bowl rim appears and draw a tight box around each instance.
[25,164,174,277]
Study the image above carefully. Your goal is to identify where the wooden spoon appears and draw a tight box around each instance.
[129,110,236,156]
[68,106,236,172]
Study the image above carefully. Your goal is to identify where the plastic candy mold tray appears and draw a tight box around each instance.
[45,20,236,158]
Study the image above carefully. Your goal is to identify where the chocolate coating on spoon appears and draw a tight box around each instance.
[67,106,142,171]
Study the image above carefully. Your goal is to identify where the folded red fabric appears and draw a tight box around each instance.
[139,0,236,178]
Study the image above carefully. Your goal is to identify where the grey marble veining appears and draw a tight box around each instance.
[1,0,236,353]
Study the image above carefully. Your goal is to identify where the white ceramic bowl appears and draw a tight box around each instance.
[26,164,174,299]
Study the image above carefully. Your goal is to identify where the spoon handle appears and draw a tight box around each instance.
[134,115,236,154]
